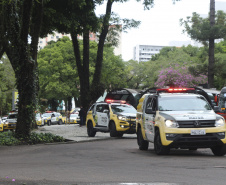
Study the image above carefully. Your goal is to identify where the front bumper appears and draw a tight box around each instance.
[116,121,136,134]
[161,127,226,148]
[0,123,16,131]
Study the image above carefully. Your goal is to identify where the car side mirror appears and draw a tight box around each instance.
[214,106,221,113]
[103,109,109,113]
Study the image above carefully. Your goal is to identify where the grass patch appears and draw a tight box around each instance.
[0,131,65,146]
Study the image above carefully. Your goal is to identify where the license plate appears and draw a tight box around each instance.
[191,129,206,135]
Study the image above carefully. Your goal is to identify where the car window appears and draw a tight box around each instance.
[96,104,105,112]
[70,114,78,117]
[42,113,52,117]
[158,96,212,111]
[8,114,17,119]
[111,105,136,114]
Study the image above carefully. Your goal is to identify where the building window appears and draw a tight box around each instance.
[56,36,59,39]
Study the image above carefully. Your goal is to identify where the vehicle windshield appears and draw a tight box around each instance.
[36,113,41,119]
[158,96,212,111]
[8,114,17,119]
[42,113,52,117]
[70,114,78,117]
[111,105,137,114]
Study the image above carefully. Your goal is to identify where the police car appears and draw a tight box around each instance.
[42,111,64,126]
[0,111,17,131]
[86,100,137,137]
[136,88,226,156]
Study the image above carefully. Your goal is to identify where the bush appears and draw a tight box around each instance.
[0,131,20,146]
[0,131,65,146]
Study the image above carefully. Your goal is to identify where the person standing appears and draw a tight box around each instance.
[79,106,85,127]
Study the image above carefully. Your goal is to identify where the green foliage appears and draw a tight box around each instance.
[0,131,20,146]
[101,47,127,90]
[0,54,16,115]
[38,36,126,107]
[125,45,210,89]
[214,52,226,89]
[38,37,79,103]
[180,11,226,42]
[23,132,65,144]
[0,131,65,146]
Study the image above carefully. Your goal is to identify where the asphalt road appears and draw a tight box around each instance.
[1,137,226,185]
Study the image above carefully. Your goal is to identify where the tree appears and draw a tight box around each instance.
[212,40,226,89]
[0,0,44,137]
[125,46,208,89]
[0,55,16,115]
[38,36,126,108]
[38,37,79,111]
[180,3,226,87]
[44,0,182,113]
[155,64,207,87]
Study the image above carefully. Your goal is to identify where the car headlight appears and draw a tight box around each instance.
[118,116,127,121]
[215,118,225,127]
[165,120,179,128]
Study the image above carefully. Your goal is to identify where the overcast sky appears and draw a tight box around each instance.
[96,0,226,61]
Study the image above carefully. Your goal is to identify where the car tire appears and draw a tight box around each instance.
[154,129,170,155]
[137,126,149,150]
[47,120,51,126]
[116,132,124,138]
[109,121,117,137]
[58,120,62,125]
[211,145,226,156]
[87,121,96,137]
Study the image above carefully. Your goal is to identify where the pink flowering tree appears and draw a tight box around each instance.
[155,65,207,87]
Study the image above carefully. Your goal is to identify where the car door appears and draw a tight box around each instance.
[144,96,157,142]
[96,104,109,127]
[51,113,57,124]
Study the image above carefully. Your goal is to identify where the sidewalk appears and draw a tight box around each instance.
[34,124,136,143]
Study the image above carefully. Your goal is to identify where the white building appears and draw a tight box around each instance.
[38,32,71,50]
[133,45,165,62]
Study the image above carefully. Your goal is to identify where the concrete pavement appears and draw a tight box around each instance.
[34,124,136,143]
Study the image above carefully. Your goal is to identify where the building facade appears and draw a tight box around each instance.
[133,45,165,62]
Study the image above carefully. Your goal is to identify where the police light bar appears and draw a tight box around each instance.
[157,88,195,93]
[105,99,126,104]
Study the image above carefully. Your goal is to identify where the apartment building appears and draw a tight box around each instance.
[133,45,165,62]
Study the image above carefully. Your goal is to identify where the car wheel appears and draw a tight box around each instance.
[87,121,96,137]
[47,120,51,126]
[116,132,124,138]
[137,126,149,150]
[58,120,62,125]
[211,145,226,156]
[154,129,170,155]
[109,121,117,137]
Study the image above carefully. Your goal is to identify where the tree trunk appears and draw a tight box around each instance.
[208,0,215,88]
[90,0,113,102]
[16,57,36,137]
